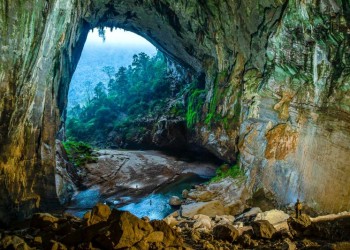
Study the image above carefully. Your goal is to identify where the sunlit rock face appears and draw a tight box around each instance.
[0,0,349,223]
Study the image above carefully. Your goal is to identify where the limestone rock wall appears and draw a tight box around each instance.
[0,0,349,223]
[238,0,350,213]
[0,0,88,224]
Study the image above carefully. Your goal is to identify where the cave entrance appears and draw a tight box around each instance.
[59,28,222,220]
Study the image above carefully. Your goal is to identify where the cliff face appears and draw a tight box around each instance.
[0,0,349,223]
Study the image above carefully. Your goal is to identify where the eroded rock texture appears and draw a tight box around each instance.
[0,0,349,223]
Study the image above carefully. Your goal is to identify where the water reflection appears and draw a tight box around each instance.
[66,173,209,219]
[119,194,174,220]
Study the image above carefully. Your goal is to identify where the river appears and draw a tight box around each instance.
[64,150,218,219]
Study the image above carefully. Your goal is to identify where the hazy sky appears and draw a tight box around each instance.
[85,28,156,49]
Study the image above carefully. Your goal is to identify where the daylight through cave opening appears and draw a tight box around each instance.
[57,28,225,218]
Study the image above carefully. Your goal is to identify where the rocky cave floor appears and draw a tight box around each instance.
[1,190,350,249]
[3,148,350,249]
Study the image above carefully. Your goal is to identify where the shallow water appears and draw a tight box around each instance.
[66,173,209,219]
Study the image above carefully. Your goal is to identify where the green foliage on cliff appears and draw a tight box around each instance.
[186,88,205,127]
[210,164,244,183]
[63,141,97,167]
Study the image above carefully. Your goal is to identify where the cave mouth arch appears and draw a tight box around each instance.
[58,27,224,216]
[1,1,217,225]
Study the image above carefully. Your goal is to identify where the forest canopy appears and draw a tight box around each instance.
[66,51,193,146]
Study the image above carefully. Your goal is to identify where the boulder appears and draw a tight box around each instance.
[0,235,32,250]
[163,215,178,227]
[188,190,216,202]
[281,238,297,250]
[151,220,183,247]
[144,231,164,243]
[169,196,182,206]
[328,242,350,250]
[107,210,153,249]
[304,216,350,241]
[193,214,212,230]
[182,189,189,199]
[215,215,235,225]
[142,216,150,223]
[85,203,111,226]
[60,221,109,246]
[50,240,68,250]
[30,213,59,229]
[251,220,276,239]
[236,207,262,220]
[237,233,259,248]
[213,224,239,242]
[287,214,311,237]
[181,200,225,218]
[254,209,290,225]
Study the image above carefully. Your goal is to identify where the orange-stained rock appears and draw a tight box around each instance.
[265,124,298,160]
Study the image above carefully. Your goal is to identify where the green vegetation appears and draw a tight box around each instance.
[209,163,244,183]
[66,51,188,145]
[186,89,205,127]
[63,141,97,167]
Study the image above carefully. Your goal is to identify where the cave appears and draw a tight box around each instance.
[57,28,225,218]
[1,0,350,229]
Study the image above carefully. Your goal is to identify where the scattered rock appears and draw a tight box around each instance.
[169,196,182,206]
[327,241,350,250]
[107,210,153,249]
[188,190,216,202]
[182,189,189,199]
[281,238,297,250]
[193,214,212,230]
[30,213,59,229]
[191,229,201,243]
[33,236,42,245]
[213,224,239,242]
[181,200,225,218]
[304,215,350,241]
[202,241,216,250]
[142,216,150,223]
[251,220,277,239]
[237,233,259,248]
[254,209,289,225]
[287,214,311,237]
[0,235,32,250]
[234,221,244,228]
[50,240,68,250]
[274,228,293,240]
[144,231,164,243]
[236,207,262,220]
[215,215,235,225]
[300,238,320,248]
[151,220,183,247]
[85,203,111,226]
[163,215,178,227]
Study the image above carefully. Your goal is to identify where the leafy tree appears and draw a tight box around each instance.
[108,66,128,98]
[83,81,94,104]
[94,82,107,100]
[102,66,116,81]
[66,51,189,146]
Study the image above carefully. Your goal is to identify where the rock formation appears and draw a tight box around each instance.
[0,0,349,224]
